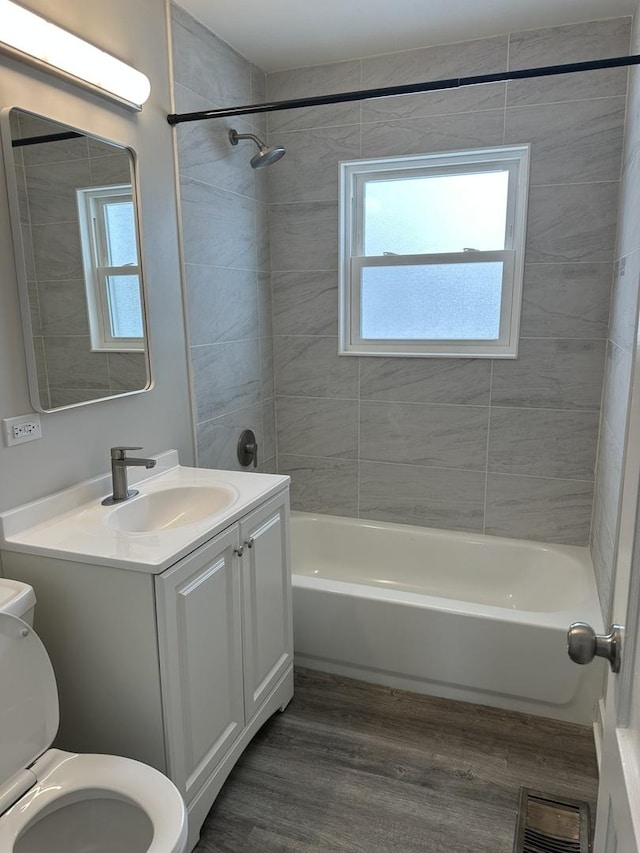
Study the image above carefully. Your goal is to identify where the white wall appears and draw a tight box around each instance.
[0,0,194,512]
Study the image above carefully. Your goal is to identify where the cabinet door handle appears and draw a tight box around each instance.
[234,545,244,557]
[245,537,254,549]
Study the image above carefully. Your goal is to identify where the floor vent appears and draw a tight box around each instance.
[513,788,591,853]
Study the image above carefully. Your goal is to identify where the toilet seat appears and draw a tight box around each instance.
[0,750,187,853]
[0,611,187,853]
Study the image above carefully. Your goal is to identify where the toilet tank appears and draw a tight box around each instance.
[0,577,36,625]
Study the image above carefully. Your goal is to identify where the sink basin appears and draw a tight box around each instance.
[107,485,238,533]
[0,451,289,572]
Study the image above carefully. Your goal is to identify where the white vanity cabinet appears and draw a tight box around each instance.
[155,525,245,804]
[239,495,293,720]
[0,469,293,853]
[155,493,293,812]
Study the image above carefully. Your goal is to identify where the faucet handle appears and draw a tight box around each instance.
[110,446,143,460]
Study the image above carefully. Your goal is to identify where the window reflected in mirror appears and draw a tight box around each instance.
[77,184,144,350]
[1,108,151,412]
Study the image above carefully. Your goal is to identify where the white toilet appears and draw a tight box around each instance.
[0,578,188,853]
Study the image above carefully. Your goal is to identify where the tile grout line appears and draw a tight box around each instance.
[265,176,621,210]
[499,25,506,520]
[274,393,601,414]
[278,451,595,484]
[503,35,509,146]
[483,362,494,534]
[357,357,361,519]
[272,332,610,342]
[259,91,627,138]
[357,54,364,516]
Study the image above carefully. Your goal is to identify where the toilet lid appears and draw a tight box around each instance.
[0,612,58,789]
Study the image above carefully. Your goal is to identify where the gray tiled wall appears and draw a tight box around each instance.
[267,18,630,545]
[591,9,640,617]
[171,4,276,473]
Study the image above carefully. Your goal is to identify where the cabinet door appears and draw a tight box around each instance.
[155,526,244,801]
[240,490,293,721]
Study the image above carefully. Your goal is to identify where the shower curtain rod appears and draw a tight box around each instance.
[11,131,83,147]
[167,53,640,125]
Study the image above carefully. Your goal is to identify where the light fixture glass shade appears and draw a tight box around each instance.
[0,0,151,108]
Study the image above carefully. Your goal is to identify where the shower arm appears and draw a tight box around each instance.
[168,53,640,125]
[229,129,264,149]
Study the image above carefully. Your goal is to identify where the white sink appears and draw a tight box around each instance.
[0,450,290,573]
[107,485,238,533]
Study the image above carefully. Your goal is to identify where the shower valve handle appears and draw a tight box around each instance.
[567,622,622,673]
[237,429,258,468]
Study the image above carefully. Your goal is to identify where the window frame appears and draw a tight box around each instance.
[338,145,531,358]
[76,183,144,353]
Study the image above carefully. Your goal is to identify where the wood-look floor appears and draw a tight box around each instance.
[194,669,599,852]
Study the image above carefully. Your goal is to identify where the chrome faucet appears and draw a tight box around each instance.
[102,446,157,506]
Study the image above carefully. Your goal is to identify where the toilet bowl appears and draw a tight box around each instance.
[0,748,187,853]
[0,588,187,853]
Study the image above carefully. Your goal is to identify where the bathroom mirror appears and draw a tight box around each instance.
[1,107,151,412]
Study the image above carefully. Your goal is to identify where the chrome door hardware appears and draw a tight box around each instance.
[567,622,623,673]
[234,539,254,556]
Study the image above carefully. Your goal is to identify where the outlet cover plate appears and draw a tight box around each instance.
[2,414,42,446]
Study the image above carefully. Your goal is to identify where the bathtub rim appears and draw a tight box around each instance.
[290,510,603,631]
[291,509,594,563]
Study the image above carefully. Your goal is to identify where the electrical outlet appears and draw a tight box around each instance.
[2,414,42,446]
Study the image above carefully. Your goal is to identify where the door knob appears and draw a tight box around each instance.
[567,622,622,673]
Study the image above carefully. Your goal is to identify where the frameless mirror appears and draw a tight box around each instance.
[1,107,151,411]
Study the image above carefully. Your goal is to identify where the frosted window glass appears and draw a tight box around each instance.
[364,171,509,256]
[104,201,137,266]
[360,263,503,340]
[107,275,143,338]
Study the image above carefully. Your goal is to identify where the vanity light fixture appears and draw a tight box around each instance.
[0,0,151,110]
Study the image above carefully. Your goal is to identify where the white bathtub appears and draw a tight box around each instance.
[291,512,605,725]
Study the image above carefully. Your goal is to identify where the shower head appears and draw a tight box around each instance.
[228,128,285,169]
[250,142,286,169]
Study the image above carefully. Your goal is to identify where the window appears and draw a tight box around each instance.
[76,184,144,352]
[339,145,530,358]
